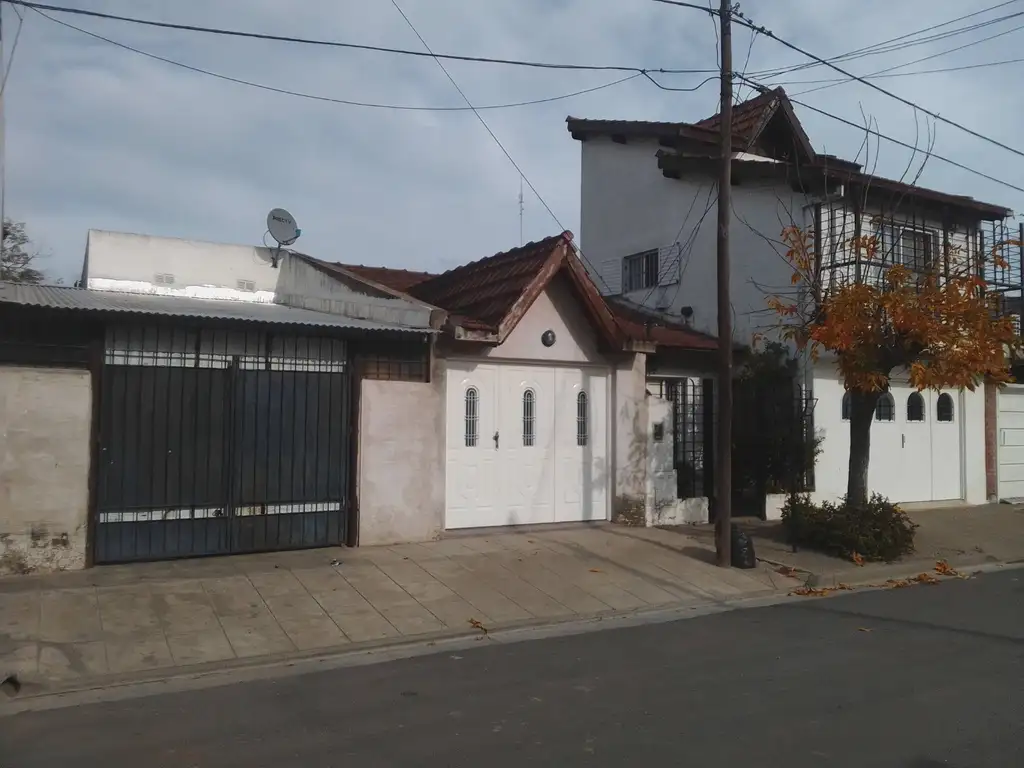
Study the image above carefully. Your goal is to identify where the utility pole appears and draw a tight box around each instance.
[714,0,734,568]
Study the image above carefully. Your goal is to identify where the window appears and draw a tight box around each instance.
[576,391,589,446]
[153,273,175,285]
[875,392,895,422]
[841,392,851,421]
[622,249,659,293]
[464,388,479,447]
[237,279,256,292]
[937,393,954,422]
[879,225,936,273]
[522,389,536,446]
[906,392,925,422]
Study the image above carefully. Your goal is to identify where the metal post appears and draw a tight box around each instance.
[714,0,734,567]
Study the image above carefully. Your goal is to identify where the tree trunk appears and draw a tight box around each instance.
[846,390,881,508]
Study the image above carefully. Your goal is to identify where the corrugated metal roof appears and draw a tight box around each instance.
[0,282,433,333]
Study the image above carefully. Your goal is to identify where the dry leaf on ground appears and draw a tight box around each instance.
[790,584,853,597]
[934,560,962,577]
[777,565,799,577]
[850,552,865,566]
[589,568,603,573]
[911,572,941,585]
[468,618,489,634]
[857,627,873,633]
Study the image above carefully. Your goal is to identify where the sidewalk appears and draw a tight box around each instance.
[0,524,801,692]
[688,502,1024,587]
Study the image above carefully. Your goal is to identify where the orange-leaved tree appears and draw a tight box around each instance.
[766,223,1019,508]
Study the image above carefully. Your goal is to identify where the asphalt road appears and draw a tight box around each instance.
[2,570,1022,767]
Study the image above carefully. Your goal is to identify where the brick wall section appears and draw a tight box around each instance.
[985,380,997,500]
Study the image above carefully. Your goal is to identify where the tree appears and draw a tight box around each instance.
[766,222,1018,508]
[1,219,45,283]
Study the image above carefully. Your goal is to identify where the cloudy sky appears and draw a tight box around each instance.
[5,0,1023,282]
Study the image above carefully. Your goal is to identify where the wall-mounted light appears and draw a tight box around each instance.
[541,330,556,347]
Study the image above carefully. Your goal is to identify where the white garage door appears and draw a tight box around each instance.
[869,384,962,503]
[445,361,609,529]
[997,387,1024,501]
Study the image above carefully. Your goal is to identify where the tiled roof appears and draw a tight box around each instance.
[332,264,435,293]
[607,297,718,351]
[406,233,570,330]
[694,87,782,142]
[0,282,432,333]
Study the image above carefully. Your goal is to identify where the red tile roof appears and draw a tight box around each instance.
[405,233,570,331]
[694,87,782,143]
[324,233,719,351]
[337,264,435,293]
[607,297,718,351]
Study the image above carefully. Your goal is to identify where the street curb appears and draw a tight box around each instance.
[758,554,1024,590]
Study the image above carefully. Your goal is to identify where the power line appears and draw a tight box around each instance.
[30,7,644,112]
[734,73,1024,197]
[769,56,1024,86]
[654,0,1024,162]
[6,0,710,76]
[745,0,1024,79]
[789,19,1024,97]
[384,0,618,297]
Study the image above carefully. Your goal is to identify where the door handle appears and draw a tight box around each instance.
[902,433,906,448]
[493,431,499,449]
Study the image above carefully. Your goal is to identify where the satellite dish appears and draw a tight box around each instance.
[267,208,300,247]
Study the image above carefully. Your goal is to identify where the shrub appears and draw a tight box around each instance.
[781,493,917,562]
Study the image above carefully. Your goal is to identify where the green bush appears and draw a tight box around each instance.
[780,493,918,562]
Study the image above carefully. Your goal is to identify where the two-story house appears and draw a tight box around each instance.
[568,86,1020,512]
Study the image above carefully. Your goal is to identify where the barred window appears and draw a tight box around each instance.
[522,389,536,447]
[465,387,479,447]
[841,392,851,421]
[937,393,954,423]
[906,392,925,422]
[875,392,895,422]
[576,391,589,446]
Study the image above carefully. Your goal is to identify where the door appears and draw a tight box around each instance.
[445,362,500,529]
[445,361,610,529]
[998,386,1024,500]
[929,390,961,501]
[892,385,932,502]
[554,368,609,522]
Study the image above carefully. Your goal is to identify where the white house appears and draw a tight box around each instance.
[567,86,1020,511]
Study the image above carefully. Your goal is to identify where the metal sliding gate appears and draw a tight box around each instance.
[94,325,352,564]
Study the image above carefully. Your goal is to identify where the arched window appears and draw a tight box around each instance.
[841,392,851,421]
[875,392,895,422]
[906,392,925,422]
[464,388,479,447]
[937,393,955,422]
[576,391,589,446]
[522,389,536,446]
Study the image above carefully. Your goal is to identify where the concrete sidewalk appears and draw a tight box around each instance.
[0,525,800,692]
[689,503,1024,587]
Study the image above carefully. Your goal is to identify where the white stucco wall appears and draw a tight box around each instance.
[613,353,648,505]
[481,276,606,364]
[358,375,445,546]
[579,138,811,347]
[0,367,92,574]
[83,230,282,301]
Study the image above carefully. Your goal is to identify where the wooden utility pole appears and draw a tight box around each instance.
[714,0,734,568]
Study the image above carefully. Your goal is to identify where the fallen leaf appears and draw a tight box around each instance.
[589,568,603,574]
[934,560,962,577]
[850,552,865,566]
[857,627,873,633]
[777,565,799,577]
[911,572,940,585]
[468,618,489,634]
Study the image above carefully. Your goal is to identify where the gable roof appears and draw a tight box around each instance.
[326,234,718,351]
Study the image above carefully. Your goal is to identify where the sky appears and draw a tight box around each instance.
[4,0,1024,283]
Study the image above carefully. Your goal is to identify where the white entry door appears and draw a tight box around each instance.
[870,384,962,503]
[998,386,1024,500]
[445,361,609,529]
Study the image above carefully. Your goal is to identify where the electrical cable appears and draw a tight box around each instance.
[6,0,712,76]
[385,0,619,298]
[734,73,1024,196]
[31,7,644,112]
[767,56,1024,86]
[654,0,1024,162]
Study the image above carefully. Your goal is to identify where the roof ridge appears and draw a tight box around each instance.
[414,231,571,287]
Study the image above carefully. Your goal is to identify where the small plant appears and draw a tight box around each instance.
[781,493,917,563]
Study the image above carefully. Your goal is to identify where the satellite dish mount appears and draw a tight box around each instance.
[266,208,301,268]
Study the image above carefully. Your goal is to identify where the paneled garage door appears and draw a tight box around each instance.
[997,386,1024,500]
[445,361,609,529]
